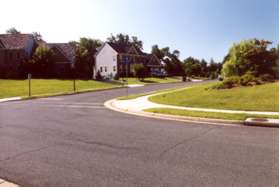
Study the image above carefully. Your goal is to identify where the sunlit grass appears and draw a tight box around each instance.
[149,82,279,112]
[0,79,120,98]
[145,108,279,121]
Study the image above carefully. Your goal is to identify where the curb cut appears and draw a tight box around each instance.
[104,99,243,127]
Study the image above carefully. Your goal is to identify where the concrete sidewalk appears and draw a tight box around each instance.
[0,97,22,103]
[0,179,18,187]
[110,94,279,116]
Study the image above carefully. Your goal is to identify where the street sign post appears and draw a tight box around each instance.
[124,57,129,98]
[71,63,76,92]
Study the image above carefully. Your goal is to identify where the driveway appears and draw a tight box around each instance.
[0,82,279,186]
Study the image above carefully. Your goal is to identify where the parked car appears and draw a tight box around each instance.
[151,70,167,78]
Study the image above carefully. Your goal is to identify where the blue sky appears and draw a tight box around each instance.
[1,0,278,61]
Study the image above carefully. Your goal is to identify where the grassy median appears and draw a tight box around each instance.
[0,79,120,99]
[149,82,279,112]
[145,108,279,121]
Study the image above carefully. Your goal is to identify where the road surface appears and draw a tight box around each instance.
[1,82,279,186]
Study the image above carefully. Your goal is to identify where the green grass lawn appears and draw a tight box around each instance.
[145,108,279,121]
[119,77,181,85]
[0,79,121,99]
[149,82,279,112]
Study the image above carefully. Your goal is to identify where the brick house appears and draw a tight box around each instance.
[0,34,35,78]
[47,43,75,78]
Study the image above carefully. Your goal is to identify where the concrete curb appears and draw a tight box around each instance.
[0,179,19,187]
[104,99,243,127]
[0,97,22,103]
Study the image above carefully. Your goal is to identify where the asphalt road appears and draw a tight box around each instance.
[1,82,279,187]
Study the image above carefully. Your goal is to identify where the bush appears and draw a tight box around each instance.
[260,74,274,82]
[134,64,148,80]
[212,74,264,89]
[95,71,103,81]
[240,73,261,86]
[114,73,120,80]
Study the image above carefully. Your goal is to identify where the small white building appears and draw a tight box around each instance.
[94,42,163,79]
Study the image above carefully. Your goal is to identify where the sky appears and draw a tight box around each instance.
[0,0,278,62]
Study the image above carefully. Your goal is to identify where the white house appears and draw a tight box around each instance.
[94,42,163,79]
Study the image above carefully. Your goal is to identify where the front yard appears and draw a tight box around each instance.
[0,79,120,99]
[0,77,182,99]
[149,82,279,112]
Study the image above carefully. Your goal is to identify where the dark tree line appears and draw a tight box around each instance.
[151,45,222,78]
[183,57,222,79]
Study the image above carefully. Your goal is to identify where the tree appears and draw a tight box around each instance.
[6,27,20,34]
[151,45,165,60]
[222,39,277,78]
[183,57,202,77]
[172,50,180,58]
[107,33,143,49]
[32,32,43,41]
[74,37,103,79]
[200,59,208,77]
[28,45,54,78]
[133,64,148,81]
[151,45,184,76]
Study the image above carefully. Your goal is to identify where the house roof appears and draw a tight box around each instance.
[107,42,144,55]
[0,40,4,48]
[0,34,33,49]
[48,43,75,63]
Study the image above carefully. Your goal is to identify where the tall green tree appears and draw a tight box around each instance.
[183,57,202,77]
[151,45,184,76]
[222,39,277,78]
[74,38,103,79]
[107,33,143,49]
[151,45,165,60]
[28,45,54,78]
[133,64,148,81]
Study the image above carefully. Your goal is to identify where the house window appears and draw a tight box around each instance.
[100,67,103,72]
[113,56,116,62]
[113,66,116,72]
[104,67,107,72]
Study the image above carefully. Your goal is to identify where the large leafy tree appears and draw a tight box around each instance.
[28,45,54,78]
[151,45,184,76]
[133,64,148,81]
[183,57,202,77]
[107,33,143,49]
[222,39,277,78]
[74,38,103,79]
[151,45,165,60]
